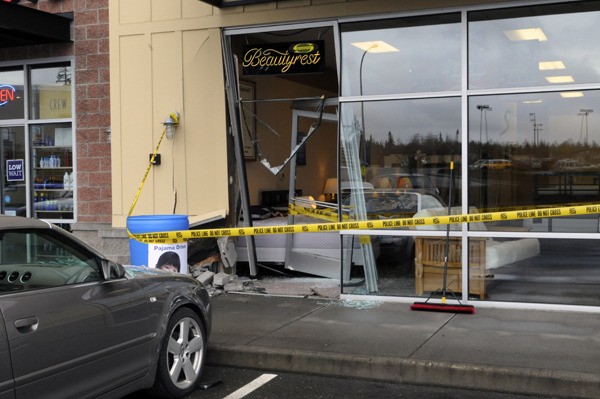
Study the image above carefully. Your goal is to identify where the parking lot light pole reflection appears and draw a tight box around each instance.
[530,113,542,147]
[351,41,399,166]
[578,108,593,145]
[477,104,491,144]
[359,43,377,164]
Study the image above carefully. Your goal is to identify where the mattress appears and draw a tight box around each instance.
[236,215,366,264]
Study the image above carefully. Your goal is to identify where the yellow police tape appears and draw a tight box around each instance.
[128,203,600,244]
[287,202,413,221]
[288,203,348,222]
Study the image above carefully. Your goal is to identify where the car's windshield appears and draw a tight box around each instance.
[0,230,95,267]
[0,229,101,292]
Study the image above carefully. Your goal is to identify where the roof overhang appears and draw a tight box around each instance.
[0,2,72,48]
[198,0,289,7]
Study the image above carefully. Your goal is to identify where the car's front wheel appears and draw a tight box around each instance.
[150,308,206,398]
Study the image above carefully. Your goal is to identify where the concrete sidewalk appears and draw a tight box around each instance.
[206,292,600,399]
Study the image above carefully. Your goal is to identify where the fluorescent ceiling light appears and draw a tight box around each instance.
[523,99,543,104]
[560,92,584,98]
[351,41,399,53]
[545,75,574,83]
[539,61,566,70]
[503,28,548,42]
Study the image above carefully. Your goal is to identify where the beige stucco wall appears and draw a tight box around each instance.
[110,0,226,227]
[109,0,513,228]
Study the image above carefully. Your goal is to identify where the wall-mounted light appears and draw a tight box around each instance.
[163,112,180,140]
[105,127,111,144]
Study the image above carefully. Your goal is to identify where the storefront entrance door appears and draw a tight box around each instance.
[284,109,345,279]
[0,125,27,216]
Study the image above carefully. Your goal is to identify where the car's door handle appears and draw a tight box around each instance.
[15,317,39,333]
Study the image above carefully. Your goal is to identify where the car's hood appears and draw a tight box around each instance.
[123,265,182,278]
[123,265,202,292]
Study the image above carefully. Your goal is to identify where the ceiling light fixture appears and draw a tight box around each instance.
[350,41,399,53]
[503,28,548,42]
[560,92,584,98]
[539,61,566,70]
[545,76,574,84]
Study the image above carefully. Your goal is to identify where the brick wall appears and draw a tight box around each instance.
[72,0,112,223]
[0,0,111,225]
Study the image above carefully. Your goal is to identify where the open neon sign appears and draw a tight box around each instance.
[0,84,16,107]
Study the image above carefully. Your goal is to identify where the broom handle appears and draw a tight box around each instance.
[442,162,454,301]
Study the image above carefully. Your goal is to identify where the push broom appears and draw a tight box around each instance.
[410,162,475,314]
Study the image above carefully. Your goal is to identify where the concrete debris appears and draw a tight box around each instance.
[217,237,237,271]
[223,281,245,292]
[196,270,215,287]
[213,272,231,287]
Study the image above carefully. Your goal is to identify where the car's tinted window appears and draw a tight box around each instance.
[0,230,101,293]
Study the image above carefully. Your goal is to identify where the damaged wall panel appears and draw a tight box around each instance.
[183,29,229,225]
[111,1,228,227]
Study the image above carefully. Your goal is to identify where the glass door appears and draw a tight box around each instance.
[30,122,73,220]
[0,126,27,216]
[0,67,26,216]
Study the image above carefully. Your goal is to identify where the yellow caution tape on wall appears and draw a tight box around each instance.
[128,127,168,217]
[128,203,600,244]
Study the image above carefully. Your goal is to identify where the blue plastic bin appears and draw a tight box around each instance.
[127,215,189,270]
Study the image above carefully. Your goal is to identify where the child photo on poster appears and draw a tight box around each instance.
[149,244,188,274]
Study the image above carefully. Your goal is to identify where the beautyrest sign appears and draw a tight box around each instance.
[242,41,324,75]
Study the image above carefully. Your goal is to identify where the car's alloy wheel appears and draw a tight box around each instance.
[151,308,206,398]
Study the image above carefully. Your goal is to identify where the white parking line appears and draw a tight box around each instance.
[223,373,278,399]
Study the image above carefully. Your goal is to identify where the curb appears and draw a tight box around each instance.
[207,344,600,399]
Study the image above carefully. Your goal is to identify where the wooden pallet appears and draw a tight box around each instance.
[415,236,487,298]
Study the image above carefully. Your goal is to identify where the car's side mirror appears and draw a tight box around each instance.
[101,259,126,280]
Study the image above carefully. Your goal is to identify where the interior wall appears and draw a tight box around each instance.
[244,76,337,205]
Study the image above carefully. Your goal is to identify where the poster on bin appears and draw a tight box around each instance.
[148,243,188,274]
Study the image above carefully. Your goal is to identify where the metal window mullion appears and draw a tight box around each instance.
[222,36,258,276]
[68,58,76,222]
[223,20,337,37]
[461,10,470,303]
[285,110,300,262]
[467,82,600,97]
[339,91,462,104]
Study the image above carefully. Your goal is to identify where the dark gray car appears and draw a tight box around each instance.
[0,216,211,399]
